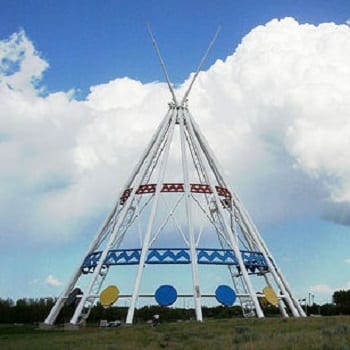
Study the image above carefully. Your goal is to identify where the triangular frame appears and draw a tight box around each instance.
[44,30,305,326]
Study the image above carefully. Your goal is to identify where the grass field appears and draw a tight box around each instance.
[0,316,350,349]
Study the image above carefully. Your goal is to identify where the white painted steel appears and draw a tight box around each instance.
[238,203,306,316]
[178,107,203,321]
[69,108,175,325]
[147,24,178,106]
[125,106,178,324]
[264,274,289,317]
[180,27,221,107]
[149,194,189,248]
[188,110,304,317]
[184,109,264,318]
[232,195,302,317]
[44,32,305,325]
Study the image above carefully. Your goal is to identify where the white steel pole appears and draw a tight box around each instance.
[235,200,305,316]
[126,106,178,324]
[263,274,288,317]
[189,115,226,187]
[44,270,81,325]
[69,108,175,325]
[178,107,203,321]
[180,27,221,107]
[189,110,304,317]
[147,24,178,106]
[44,110,172,325]
[185,110,264,318]
[89,107,173,251]
[190,112,304,317]
[122,109,173,191]
[233,200,301,317]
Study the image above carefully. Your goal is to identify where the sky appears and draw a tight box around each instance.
[1,0,350,308]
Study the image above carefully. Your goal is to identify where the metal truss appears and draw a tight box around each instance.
[43,31,305,327]
[81,248,268,269]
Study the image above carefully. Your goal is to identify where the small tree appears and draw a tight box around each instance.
[332,289,350,314]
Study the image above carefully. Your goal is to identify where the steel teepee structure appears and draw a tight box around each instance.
[43,29,305,326]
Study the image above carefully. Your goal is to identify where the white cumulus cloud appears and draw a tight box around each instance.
[1,17,350,252]
[0,30,48,92]
[310,284,333,295]
[310,281,350,301]
[45,274,62,287]
[187,17,350,223]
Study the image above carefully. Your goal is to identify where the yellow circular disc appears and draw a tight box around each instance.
[263,286,278,307]
[100,285,119,307]
[259,297,268,308]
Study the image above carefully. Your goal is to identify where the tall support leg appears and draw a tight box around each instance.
[44,199,122,325]
[184,109,264,318]
[69,201,141,324]
[126,107,177,324]
[263,274,288,317]
[252,225,306,316]
[44,269,81,325]
[179,107,203,321]
[44,197,121,325]
[232,194,304,317]
[44,110,173,325]
[69,109,175,325]
[187,110,304,317]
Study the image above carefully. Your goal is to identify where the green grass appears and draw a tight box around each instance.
[0,316,350,349]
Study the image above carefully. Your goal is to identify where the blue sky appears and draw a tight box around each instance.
[1,0,350,307]
[1,0,349,93]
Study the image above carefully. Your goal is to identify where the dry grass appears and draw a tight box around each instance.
[0,316,350,349]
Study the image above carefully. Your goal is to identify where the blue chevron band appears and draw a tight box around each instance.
[81,248,268,273]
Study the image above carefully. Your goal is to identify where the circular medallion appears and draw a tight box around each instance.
[263,286,278,306]
[215,285,236,306]
[100,285,120,307]
[155,285,177,306]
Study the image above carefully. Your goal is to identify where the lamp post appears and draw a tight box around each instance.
[308,292,315,315]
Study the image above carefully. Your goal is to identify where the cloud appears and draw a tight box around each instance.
[310,281,350,302]
[45,275,62,287]
[187,17,350,224]
[0,30,48,92]
[322,201,350,226]
[310,284,333,295]
[345,259,350,265]
[1,17,350,252]
[29,278,40,285]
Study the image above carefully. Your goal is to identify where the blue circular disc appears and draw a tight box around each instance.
[155,285,177,306]
[215,285,236,306]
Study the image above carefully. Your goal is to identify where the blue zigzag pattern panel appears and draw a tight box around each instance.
[81,248,268,273]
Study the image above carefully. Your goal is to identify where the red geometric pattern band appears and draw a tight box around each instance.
[120,183,232,203]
